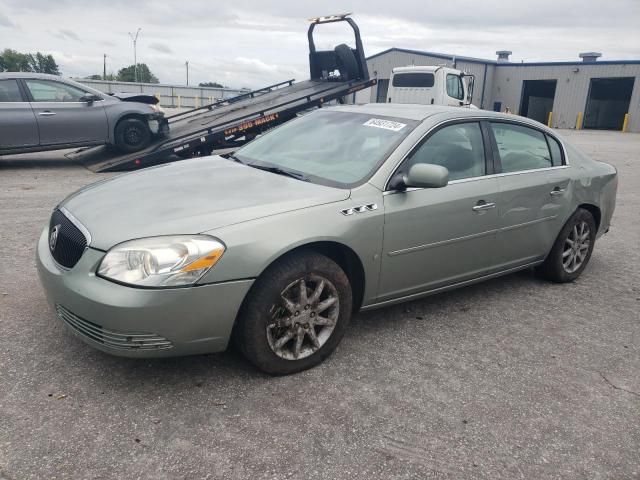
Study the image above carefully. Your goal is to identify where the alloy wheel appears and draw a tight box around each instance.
[562,220,590,273]
[266,274,339,360]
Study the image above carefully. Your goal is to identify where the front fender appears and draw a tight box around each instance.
[197,186,385,306]
[104,103,162,143]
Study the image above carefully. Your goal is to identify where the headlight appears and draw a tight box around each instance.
[97,235,225,287]
[149,104,165,114]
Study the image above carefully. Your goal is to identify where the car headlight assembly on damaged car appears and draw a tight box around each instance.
[97,235,225,287]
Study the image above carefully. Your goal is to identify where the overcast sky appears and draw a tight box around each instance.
[1,0,638,88]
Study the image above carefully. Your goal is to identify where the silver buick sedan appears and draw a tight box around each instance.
[37,104,617,375]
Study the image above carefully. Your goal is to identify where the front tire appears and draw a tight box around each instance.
[235,251,352,375]
[114,117,151,153]
[537,208,596,283]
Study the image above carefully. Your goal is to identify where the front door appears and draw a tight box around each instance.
[23,79,108,146]
[0,79,39,149]
[379,121,500,302]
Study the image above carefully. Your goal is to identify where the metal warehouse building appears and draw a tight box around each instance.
[355,48,640,133]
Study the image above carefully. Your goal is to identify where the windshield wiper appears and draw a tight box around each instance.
[225,153,245,164]
[249,164,310,182]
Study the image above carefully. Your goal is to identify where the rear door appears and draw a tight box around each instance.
[0,79,39,149]
[379,121,500,302]
[22,79,108,146]
[490,121,569,269]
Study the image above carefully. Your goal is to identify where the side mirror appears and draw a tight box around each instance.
[80,94,101,104]
[390,164,449,190]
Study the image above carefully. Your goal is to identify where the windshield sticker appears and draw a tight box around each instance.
[363,118,407,132]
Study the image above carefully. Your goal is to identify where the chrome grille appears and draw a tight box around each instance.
[49,209,88,269]
[55,304,173,351]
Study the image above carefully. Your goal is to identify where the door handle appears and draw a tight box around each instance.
[550,187,565,196]
[472,201,496,212]
[38,111,56,116]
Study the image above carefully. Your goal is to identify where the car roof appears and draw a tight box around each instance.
[327,103,552,130]
[0,72,66,80]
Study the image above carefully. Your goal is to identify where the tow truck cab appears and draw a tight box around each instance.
[387,65,476,108]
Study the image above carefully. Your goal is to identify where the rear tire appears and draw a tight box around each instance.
[114,117,151,153]
[334,44,360,81]
[536,208,596,283]
[235,250,352,375]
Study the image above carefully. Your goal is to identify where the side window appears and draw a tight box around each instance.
[0,79,24,102]
[446,74,464,100]
[25,80,87,102]
[546,134,564,166]
[403,122,486,181]
[491,122,552,173]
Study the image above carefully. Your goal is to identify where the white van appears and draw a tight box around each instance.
[386,65,476,108]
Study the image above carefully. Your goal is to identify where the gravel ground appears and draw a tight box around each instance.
[0,130,638,480]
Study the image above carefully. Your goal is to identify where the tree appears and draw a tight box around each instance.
[116,63,159,83]
[0,49,60,74]
[28,52,61,75]
[0,49,32,72]
[199,81,226,88]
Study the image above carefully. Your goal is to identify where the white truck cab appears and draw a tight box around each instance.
[386,65,476,108]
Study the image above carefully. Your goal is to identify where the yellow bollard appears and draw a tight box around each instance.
[622,113,630,133]
[576,112,583,130]
[195,96,199,108]
[209,96,212,104]
[154,92,160,102]
[547,111,553,128]
[177,95,181,108]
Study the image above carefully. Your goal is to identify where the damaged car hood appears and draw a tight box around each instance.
[60,156,350,250]
[108,92,160,104]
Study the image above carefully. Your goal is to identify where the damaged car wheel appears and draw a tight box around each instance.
[235,250,352,375]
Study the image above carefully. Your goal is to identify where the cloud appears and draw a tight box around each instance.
[149,42,172,54]
[0,0,638,86]
[54,29,81,41]
[0,12,15,27]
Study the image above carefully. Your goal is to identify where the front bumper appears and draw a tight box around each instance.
[147,113,169,136]
[36,228,253,358]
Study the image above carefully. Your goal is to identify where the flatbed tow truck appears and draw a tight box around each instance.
[70,14,376,172]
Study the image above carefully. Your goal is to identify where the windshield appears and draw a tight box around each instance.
[234,109,418,188]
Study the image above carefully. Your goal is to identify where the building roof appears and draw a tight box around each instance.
[366,47,640,67]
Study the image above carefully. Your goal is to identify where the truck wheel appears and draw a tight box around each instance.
[536,208,596,283]
[235,250,352,375]
[334,44,360,80]
[114,117,151,153]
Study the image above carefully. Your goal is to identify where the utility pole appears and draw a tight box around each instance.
[128,28,141,82]
[103,54,107,80]
[185,61,189,86]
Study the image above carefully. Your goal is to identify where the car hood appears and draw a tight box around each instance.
[61,156,350,250]
[108,92,160,104]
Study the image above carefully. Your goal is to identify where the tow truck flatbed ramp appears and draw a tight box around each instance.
[68,14,375,172]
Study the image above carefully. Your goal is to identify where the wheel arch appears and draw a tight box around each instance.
[577,203,601,231]
[114,112,147,129]
[255,240,366,314]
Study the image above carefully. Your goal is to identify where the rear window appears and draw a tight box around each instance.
[392,73,435,88]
